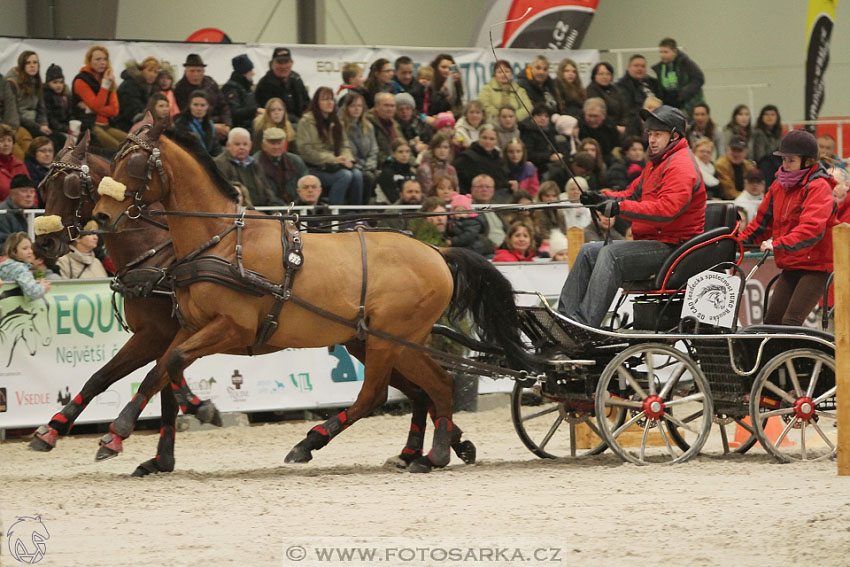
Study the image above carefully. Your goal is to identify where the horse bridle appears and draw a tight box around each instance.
[39,146,95,242]
[113,127,167,220]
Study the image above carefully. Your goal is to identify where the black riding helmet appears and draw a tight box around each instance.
[773,129,819,158]
[640,105,687,138]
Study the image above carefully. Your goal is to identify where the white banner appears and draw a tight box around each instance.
[0,262,569,429]
[0,37,598,108]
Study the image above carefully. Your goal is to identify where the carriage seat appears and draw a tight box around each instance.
[621,202,741,293]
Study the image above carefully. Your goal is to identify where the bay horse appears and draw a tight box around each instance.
[29,132,188,477]
[92,119,533,472]
[31,132,480,474]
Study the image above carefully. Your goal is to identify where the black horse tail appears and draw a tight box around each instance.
[441,247,537,372]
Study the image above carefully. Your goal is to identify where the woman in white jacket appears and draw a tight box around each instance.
[56,222,108,279]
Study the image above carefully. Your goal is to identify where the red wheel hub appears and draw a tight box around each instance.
[793,396,816,421]
[642,395,666,419]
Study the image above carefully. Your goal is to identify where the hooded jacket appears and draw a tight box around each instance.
[739,164,837,271]
[476,76,531,122]
[604,136,706,244]
[114,62,154,131]
[222,72,258,130]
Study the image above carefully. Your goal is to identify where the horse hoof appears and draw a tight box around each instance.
[408,456,434,474]
[284,445,313,464]
[452,440,477,464]
[95,433,123,461]
[29,426,58,452]
[196,401,222,426]
[132,458,174,477]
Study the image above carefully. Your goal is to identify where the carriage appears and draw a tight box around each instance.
[506,202,837,465]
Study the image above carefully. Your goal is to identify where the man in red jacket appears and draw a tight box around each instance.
[557,105,706,327]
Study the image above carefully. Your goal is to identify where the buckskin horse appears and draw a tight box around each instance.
[31,131,484,474]
[92,117,533,472]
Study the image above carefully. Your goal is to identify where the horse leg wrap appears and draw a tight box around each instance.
[427,417,453,467]
[172,378,202,415]
[286,411,350,463]
[49,395,86,435]
[131,425,176,477]
[310,410,350,445]
[401,423,425,463]
[111,393,148,438]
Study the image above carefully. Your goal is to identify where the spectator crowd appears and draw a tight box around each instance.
[0,36,848,279]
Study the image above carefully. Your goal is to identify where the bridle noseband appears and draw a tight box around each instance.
[114,128,167,220]
[39,146,95,242]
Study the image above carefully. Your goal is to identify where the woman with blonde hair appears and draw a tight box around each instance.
[71,45,126,149]
[553,58,586,117]
[453,100,487,150]
[253,97,296,151]
[339,92,379,201]
[114,56,159,131]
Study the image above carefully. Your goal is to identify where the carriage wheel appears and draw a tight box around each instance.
[594,343,713,465]
[667,412,760,455]
[748,348,837,463]
[510,381,624,459]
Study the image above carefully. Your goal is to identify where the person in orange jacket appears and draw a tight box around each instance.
[739,130,837,326]
[71,45,126,150]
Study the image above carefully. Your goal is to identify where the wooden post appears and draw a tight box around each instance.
[566,227,585,269]
[835,224,850,475]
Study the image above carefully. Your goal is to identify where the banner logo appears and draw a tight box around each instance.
[0,300,51,367]
[6,515,50,564]
[683,272,740,329]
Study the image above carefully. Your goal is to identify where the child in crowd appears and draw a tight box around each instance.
[0,232,51,299]
[446,192,491,255]
[428,174,457,206]
[43,64,71,141]
[417,66,434,115]
[494,105,520,149]
[504,138,539,196]
[375,139,416,204]
[154,61,180,117]
[453,101,486,151]
[733,169,766,223]
[738,130,837,326]
[560,176,592,229]
[417,133,457,193]
[336,62,366,106]
[492,221,537,262]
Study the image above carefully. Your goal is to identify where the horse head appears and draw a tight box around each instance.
[93,113,170,232]
[34,130,108,260]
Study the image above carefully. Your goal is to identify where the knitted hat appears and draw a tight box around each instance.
[10,175,35,190]
[232,54,254,75]
[551,113,577,136]
[45,64,63,82]
[450,192,471,209]
[434,111,456,130]
[395,92,415,109]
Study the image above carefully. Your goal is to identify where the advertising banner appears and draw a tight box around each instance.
[0,37,599,111]
[804,0,837,129]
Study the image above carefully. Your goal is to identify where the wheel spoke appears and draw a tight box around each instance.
[657,420,677,459]
[659,364,687,399]
[785,359,803,398]
[816,411,837,421]
[805,360,823,398]
[813,386,837,406]
[679,409,704,424]
[538,415,564,450]
[664,392,705,407]
[603,396,643,410]
[620,366,647,399]
[734,418,756,435]
[584,416,604,439]
[719,422,730,454]
[762,380,797,405]
[646,352,656,396]
[774,416,797,447]
[521,404,560,423]
[639,420,650,461]
[613,411,645,439]
[569,422,577,457]
[757,407,795,420]
[800,421,807,460]
[811,421,836,451]
[663,412,699,435]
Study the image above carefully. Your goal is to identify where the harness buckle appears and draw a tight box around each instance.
[126,204,143,220]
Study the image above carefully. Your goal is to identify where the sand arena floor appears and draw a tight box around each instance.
[2,398,849,567]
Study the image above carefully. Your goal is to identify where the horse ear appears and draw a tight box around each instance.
[148,116,166,140]
[61,133,75,151]
[71,130,91,160]
[141,111,154,128]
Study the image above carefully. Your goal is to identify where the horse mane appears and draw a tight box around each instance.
[161,128,240,203]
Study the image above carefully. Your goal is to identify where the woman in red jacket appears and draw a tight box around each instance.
[739,130,837,326]
[0,124,30,200]
[493,221,537,262]
[71,45,126,150]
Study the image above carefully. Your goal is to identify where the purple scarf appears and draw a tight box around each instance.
[776,166,809,189]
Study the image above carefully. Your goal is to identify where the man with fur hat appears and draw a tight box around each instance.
[115,56,159,132]
[174,53,232,139]
[0,174,39,248]
[223,54,259,131]
[558,105,706,327]
[255,47,310,125]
